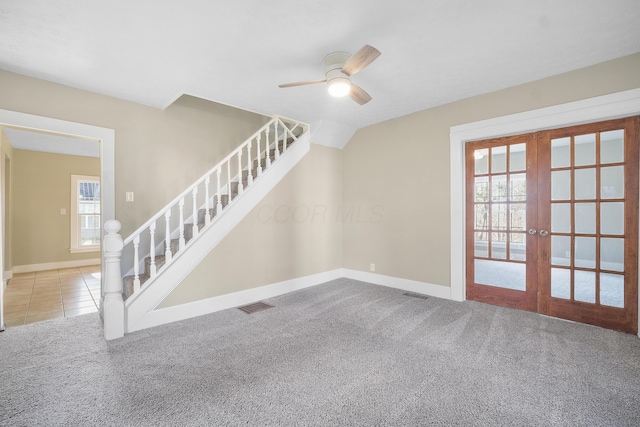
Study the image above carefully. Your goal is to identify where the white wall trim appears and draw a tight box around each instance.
[341,269,452,300]
[13,258,101,274]
[449,87,640,334]
[130,268,343,332]
[69,247,101,254]
[130,268,452,333]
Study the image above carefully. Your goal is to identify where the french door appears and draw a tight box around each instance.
[466,117,639,333]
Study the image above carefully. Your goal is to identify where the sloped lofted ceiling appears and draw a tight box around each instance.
[1,0,639,138]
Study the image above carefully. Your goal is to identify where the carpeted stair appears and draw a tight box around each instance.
[122,139,295,299]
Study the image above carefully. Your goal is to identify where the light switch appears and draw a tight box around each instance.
[126,192,134,202]
[60,208,66,215]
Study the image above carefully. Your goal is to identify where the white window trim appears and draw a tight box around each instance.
[70,174,101,253]
[449,88,640,335]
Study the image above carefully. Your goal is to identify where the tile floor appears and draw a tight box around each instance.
[2,265,101,327]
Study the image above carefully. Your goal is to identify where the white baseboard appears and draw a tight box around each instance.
[12,258,101,274]
[129,268,452,333]
[341,268,452,300]
[130,269,343,333]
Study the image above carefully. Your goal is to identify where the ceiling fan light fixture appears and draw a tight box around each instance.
[278,45,380,105]
[327,77,351,97]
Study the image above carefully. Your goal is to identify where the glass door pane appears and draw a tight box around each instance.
[475,142,527,290]
[466,133,537,312]
[540,118,638,333]
[547,126,629,307]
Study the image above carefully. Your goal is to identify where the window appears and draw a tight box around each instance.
[70,175,101,253]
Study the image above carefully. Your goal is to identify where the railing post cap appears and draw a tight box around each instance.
[105,219,122,234]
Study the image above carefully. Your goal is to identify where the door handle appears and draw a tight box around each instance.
[528,229,537,235]
[539,230,549,237]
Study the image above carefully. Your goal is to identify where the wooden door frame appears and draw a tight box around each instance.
[465,133,538,312]
[465,118,638,332]
[450,88,640,336]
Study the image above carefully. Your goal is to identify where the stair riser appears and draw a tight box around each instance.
[197,208,216,224]
[242,170,258,181]
[250,141,295,169]
[123,275,150,299]
[253,155,276,169]
[144,256,166,274]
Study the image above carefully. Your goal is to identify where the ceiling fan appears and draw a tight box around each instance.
[278,44,381,105]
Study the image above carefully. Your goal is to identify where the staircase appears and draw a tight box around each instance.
[103,116,310,337]
[122,138,295,299]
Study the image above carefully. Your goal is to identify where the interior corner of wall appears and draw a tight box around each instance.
[309,120,357,149]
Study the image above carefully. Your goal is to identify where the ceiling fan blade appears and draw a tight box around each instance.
[349,83,372,105]
[342,44,381,76]
[278,79,326,88]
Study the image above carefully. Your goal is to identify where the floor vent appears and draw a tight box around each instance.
[403,292,429,300]
[237,301,274,314]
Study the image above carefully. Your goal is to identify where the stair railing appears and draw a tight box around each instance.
[120,116,308,299]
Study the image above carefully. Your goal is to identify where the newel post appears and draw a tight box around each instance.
[103,220,125,340]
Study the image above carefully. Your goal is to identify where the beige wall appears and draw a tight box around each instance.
[342,52,640,287]
[1,52,639,305]
[11,149,100,266]
[0,72,269,237]
[160,144,343,306]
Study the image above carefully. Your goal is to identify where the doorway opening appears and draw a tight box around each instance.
[0,110,114,331]
[450,88,640,335]
[465,117,638,333]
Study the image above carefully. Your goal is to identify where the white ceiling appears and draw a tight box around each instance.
[1,0,639,136]
[2,127,99,158]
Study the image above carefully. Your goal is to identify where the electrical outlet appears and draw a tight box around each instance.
[370,263,375,272]
[126,192,134,202]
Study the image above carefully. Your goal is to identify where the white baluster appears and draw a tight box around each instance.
[237,152,244,194]
[246,139,254,186]
[205,176,212,225]
[103,220,124,340]
[256,133,263,176]
[133,234,140,294]
[192,187,199,238]
[149,222,157,277]
[178,198,185,250]
[164,210,172,263]
[133,235,140,293]
[227,160,232,203]
[282,123,288,151]
[264,128,271,168]
[274,122,280,160]
[216,168,223,213]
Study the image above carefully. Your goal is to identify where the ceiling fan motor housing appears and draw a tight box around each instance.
[324,51,351,96]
